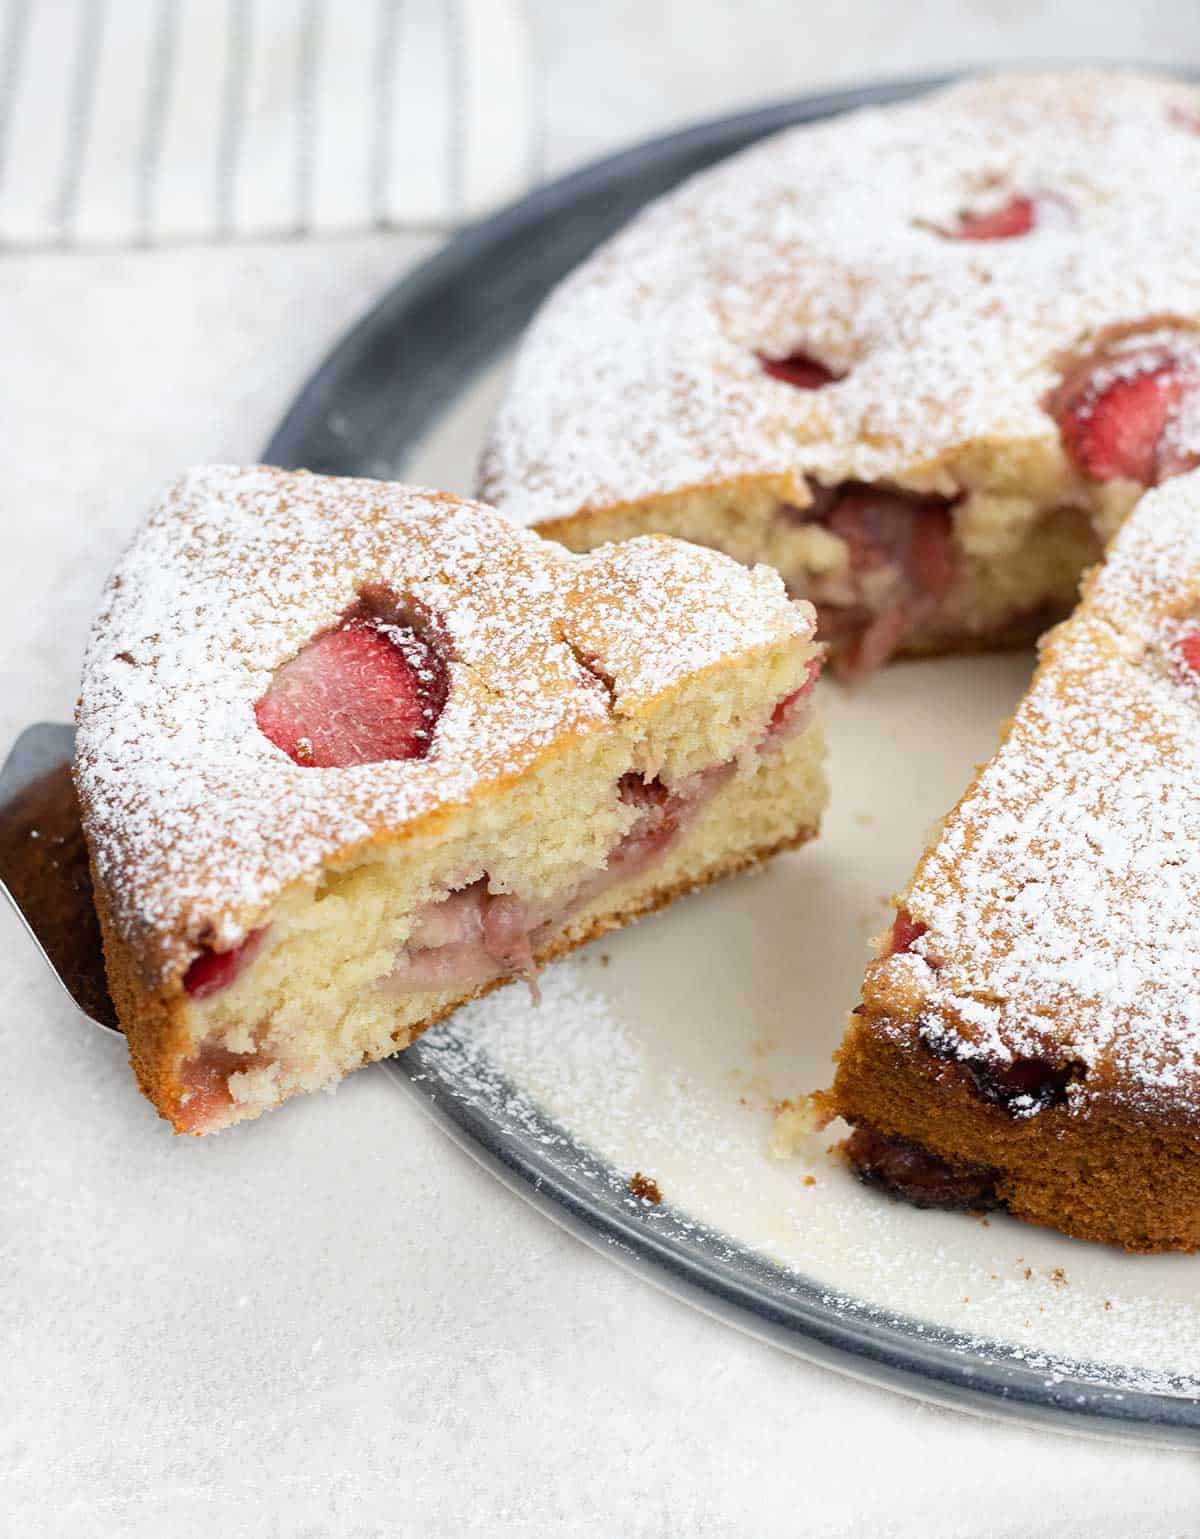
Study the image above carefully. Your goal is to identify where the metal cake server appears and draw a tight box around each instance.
[0,722,120,1033]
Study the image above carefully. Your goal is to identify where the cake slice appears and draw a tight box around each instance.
[825,470,1200,1252]
[75,467,825,1134]
[479,70,1200,672]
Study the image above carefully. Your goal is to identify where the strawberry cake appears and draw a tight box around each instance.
[826,469,1200,1252]
[479,70,1200,673]
[74,467,826,1134]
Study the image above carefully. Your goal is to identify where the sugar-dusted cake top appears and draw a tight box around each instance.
[481,70,1200,526]
[891,469,1200,1117]
[75,467,814,985]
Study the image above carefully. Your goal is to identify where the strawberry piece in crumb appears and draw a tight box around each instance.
[759,350,840,390]
[1050,342,1200,485]
[948,194,1036,241]
[255,615,447,768]
[812,487,958,676]
[1176,628,1200,676]
[613,773,684,867]
[889,909,927,956]
[176,1044,268,1132]
[826,488,956,597]
[909,505,957,598]
[766,658,823,740]
[183,927,268,999]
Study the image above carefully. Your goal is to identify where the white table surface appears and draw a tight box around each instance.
[8,15,1200,1533]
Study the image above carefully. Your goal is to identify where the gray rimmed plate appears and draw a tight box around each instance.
[6,73,1198,1445]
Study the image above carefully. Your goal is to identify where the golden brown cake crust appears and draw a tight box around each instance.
[830,1020,1200,1253]
[87,851,190,1129]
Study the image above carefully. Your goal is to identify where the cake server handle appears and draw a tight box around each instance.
[0,722,121,1034]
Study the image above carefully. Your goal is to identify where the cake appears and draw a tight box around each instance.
[479,70,1200,673]
[74,467,826,1134]
[825,470,1200,1253]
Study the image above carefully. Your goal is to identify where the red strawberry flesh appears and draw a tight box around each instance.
[183,926,268,999]
[949,194,1035,241]
[842,605,911,677]
[176,1045,265,1132]
[759,350,840,390]
[1177,628,1200,676]
[1050,341,1200,485]
[255,614,447,768]
[890,909,927,956]
[909,505,957,598]
[766,658,822,741]
[614,772,682,865]
[825,488,956,596]
[791,483,959,676]
[1061,367,1176,484]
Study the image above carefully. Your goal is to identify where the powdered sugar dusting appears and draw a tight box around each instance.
[434,961,649,1143]
[896,471,1200,1116]
[481,70,1200,523]
[74,467,812,984]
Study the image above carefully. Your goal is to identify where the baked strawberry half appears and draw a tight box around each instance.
[1049,336,1200,485]
[256,613,448,768]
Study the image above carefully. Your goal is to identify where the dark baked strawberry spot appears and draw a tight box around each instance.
[922,1026,1082,1116]
[759,349,841,390]
[183,927,268,999]
[1048,336,1200,485]
[255,606,449,768]
[844,1125,1000,1210]
[962,1054,1078,1113]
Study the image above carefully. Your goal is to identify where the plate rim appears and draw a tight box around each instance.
[265,68,1200,1443]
